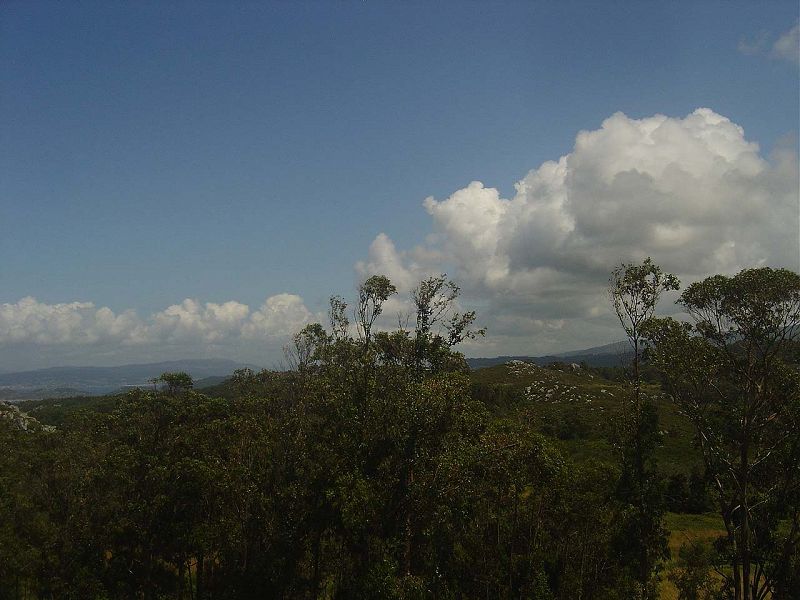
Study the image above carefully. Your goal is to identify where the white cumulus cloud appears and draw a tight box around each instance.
[0,294,315,351]
[355,233,441,292]
[243,294,314,339]
[358,108,799,354]
[146,299,252,343]
[0,298,141,345]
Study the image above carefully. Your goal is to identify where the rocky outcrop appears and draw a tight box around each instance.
[0,401,54,433]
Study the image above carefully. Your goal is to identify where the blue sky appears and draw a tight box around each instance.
[1,1,798,369]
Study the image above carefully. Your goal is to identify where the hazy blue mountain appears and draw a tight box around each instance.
[466,341,632,370]
[555,340,630,357]
[1,346,635,398]
[0,359,259,398]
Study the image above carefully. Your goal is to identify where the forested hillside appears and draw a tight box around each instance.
[1,267,798,599]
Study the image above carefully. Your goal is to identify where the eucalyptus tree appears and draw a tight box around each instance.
[356,275,397,349]
[609,257,680,402]
[644,267,800,600]
[608,258,679,598]
[280,273,489,592]
[153,371,194,395]
[409,274,485,379]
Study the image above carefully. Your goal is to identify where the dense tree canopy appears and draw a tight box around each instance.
[1,268,797,599]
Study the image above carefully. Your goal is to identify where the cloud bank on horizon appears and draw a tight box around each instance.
[0,294,315,370]
[2,108,798,367]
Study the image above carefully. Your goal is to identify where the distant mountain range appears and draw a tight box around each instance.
[0,343,632,401]
[0,359,258,400]
[466,341,632,370]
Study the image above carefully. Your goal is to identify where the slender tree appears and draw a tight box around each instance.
[356,275,397,349]
[609,258,678,598]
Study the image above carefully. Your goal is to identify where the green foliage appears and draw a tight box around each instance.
[608,258,679,598]
[17,394,122,427]
[467,360,702,475]
[609,257,680,365]
[668,542,719,600]
[153,371,194,395]
[645,266,800,600]
[665,470,712,514]
[356,274,397,346]
[4,268,795,598]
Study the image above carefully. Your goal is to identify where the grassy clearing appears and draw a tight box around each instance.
[660,512,727,600]
[664,512,726,561]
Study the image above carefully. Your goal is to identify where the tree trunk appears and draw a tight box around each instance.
[178,559,185,600]
[196,553,204,600]
[312,526,322,597]
[403,466,414,576]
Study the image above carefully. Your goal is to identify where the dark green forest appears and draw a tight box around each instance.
[1,266,798,600]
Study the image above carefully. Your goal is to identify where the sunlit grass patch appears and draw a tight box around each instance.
[660,512,727,599]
